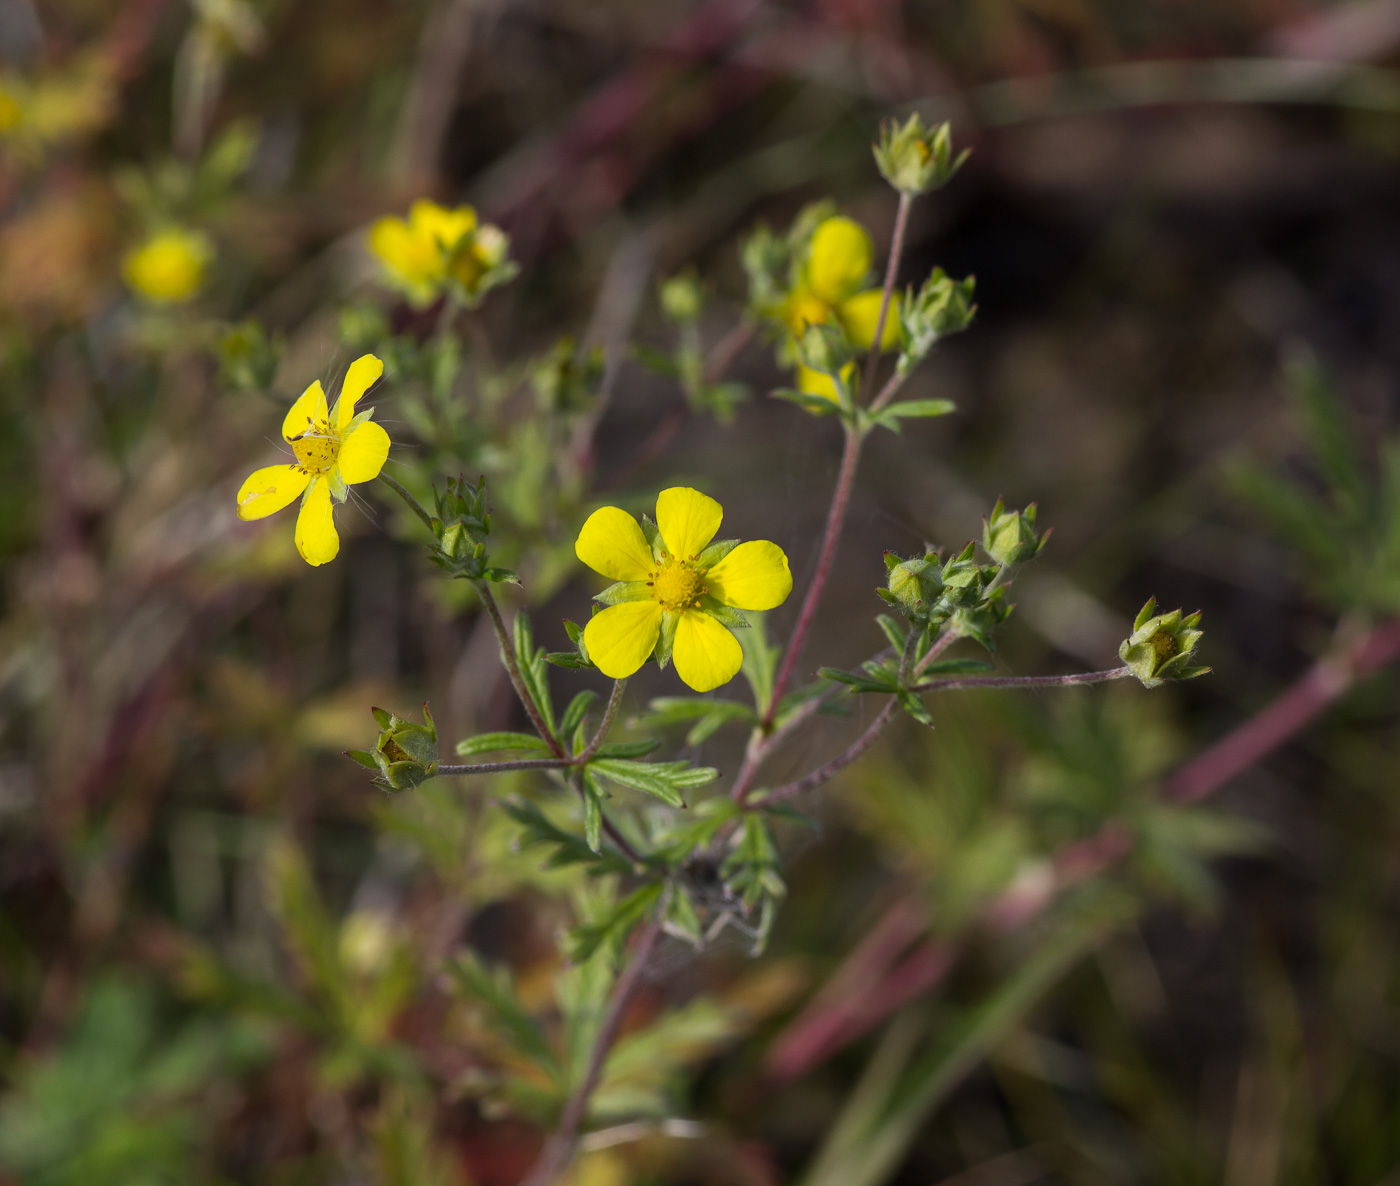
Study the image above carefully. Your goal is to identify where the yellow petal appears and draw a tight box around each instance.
[838,289,900,351]
[655,487,722,561]
[282,381,328,442]
[369,217,440,298]
[706,541,792,611]
[237,464,310,521]
[576,506,656,581]
[295,478,340,566]
[672,610,743,693]
[410,199,475,248]
[796,364,853,404]
[584,601,663,679]
[335,354,384,428]
[782,287,831,337]
[336,421,390,484]
[806,216,872,304]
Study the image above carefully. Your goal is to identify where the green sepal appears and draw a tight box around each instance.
[640,515,665,562]
[773,388,842,417]
[694,539,740,569]
[345,748,378,770]
[653,610,679,670]
[595,581,652,606]
[697,598,749,630]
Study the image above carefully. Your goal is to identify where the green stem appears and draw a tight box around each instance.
[436,758,573,776]
[472,580,567,760]
[377,472,436,534]
[579,679,627,764]
[910,667,1132,693]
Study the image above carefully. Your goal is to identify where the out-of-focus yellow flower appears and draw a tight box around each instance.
[782,216,899,352]
[122,227,213,305]
[576,487,791,692]
[368,199,513,308]
[236,354,390,566]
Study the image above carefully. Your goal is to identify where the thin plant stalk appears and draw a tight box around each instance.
[520,913,665,1186]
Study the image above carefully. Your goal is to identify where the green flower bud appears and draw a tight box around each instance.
[350,704,439,792]
[939,542,992,607]
[879,551,944,622]
[1119,599,1210,688]
[797,321,853,380]
[659,272,704,323]
[898,268,976,375]
[982,499,1048,567]
[873,115,968,196]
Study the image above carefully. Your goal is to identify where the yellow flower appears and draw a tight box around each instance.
[575,488,792,692]
[368,199,511,307]
[122,227,213,305]
[236,354,390,566]
[783,216,899,349]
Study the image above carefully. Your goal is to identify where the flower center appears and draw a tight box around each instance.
[291,420,341,473]
[1149,630,1178,662]
[651,559,705,611]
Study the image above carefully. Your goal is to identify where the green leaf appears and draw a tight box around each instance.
[588,758,717,807]
[560,690,598,740]
[875,614,907,653]
[632,343,681,377]
[741,614,781,715]
[447,952,560,1079]
[638,697,757,747]
[592,738,662,759]
[567,883,664,964]
[884,398,956,419]
[897,689,934,726]
[772,388,843,416]
[819,666,896,694]
[499,798,632,874]
[919,658,996,677]
[663,886,705,947]
[455,732,551,757]
[582,774,604,854]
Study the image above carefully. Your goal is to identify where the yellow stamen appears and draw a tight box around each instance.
[653,559,704,611]
[291,420,341,473]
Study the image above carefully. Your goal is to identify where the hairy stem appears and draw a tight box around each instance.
[378,471,436,534]
[520,914,665,1186]
[579,679,627,764]
[473,581,567,760]
[435,758,573,776]
[911,667,1131,693]
[764,423,862,728]
[762,700,898,806]
[857,191,912,409]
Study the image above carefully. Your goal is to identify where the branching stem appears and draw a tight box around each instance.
[520,913,665,1186]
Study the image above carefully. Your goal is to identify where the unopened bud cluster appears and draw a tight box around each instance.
[898,268,977,376]
[873,114,967,196]
[1119,599,1210,688]
[430,475,519,585]
[348,705,439,792]
[982,499,1049,567]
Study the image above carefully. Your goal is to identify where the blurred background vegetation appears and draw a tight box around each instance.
[3,0,1400,1183]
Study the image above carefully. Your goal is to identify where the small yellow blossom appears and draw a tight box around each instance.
[575,488,791,692]
[784,216,898,403]
[122,227,213,305]
[368,199,511,307]
[236,354,390,566]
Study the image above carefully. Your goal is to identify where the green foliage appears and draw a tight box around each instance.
[0,977,267,1186]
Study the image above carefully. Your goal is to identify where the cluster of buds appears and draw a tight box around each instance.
[348,706,439,792]
[982,499,1049,567]
[898,267,977,376]
[873,114,968,196]
[1120,600,1210,688]
[426,475,520,585]
[879,542,1002,625]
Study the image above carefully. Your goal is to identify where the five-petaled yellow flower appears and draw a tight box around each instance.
[576,488,792,692]
[784,215,899,402]
[122,227,213,305]
[368,199,510,308]
[237,354,390,567]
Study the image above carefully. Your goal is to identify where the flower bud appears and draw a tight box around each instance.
[659,272,704,323]
[1119,600,1210,688]
[880,551,943,620]
[873,115,968,196]
[350,704,439,792]
[898,268,976,373]
[797,321,853,381]
[982,499,1048,567]
[939,542,990,607]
